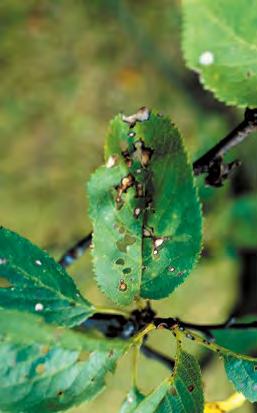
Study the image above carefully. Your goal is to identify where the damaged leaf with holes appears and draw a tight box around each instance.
[88,109,202,305]
[122,347,204,412]
[0,227,94,327]
[0,309,129,413]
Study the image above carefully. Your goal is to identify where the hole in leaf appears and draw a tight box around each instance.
[116,258,125,265]
[122,267,131,274]
[116,234,136,253]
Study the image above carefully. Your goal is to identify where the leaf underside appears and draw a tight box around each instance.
[0,227,94,327]
[224,354,257,402]
[0,310,127,413]
[182,0,257,107]
[88,110,202,305]
[125,348,204,413]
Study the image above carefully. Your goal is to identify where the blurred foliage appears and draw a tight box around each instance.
[0,0,256,412]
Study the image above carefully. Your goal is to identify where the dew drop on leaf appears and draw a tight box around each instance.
[106,156,117,168]
[35,260,42,266]
[199,51,214,65]
[35,303,44,312]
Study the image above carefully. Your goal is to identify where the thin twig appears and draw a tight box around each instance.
[193,108,257,185]
[58,233,92,267]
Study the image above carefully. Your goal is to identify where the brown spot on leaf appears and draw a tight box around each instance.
[78,351,89,362]
[116,173,134,205]
[188,384,195,393]
[40,345,49,355]
[36,363,45,375]
[119,279,127,291]
[0,277,12,288]
[170,386,177,396]
[122,107,150,127]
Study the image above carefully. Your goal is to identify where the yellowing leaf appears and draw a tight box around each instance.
[204,392,246,413]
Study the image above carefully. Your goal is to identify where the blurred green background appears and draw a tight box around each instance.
[1,1,257,412]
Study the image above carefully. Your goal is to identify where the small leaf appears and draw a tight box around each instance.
[0,310,129,413]
[88,110,202,305]
[0,227,94,327]
[212,320,257,354]
[120,387,145,413]
[182,0,257,107]
[224,195,257,249]
[224,354,257,402]
[132,347,204,412]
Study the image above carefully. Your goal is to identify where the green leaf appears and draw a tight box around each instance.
[87,110,202,305]
[182,0,257,107]
[0,227,94,327]
[120,387,145,413]
[224,354,257,402]
[212,318,257,354]
[0,310,129,413]
[224,194,257,249]
[132,348,204,413]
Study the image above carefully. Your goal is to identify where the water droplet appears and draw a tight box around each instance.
[35,260,42,266]
[127,394,134,403]
[199,51,214,65]
[134,208,141,217]
[168,266,175,272]
[119,279,127,292]
[128,132,136,138]
[0,258,7,265]
[106,156,116,168]
[143,228,151,237]
[154,238,164,248]
[35,303,44,312]
[153,249,158,255]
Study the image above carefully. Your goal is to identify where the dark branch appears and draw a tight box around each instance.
[58,233,92,267]
[193,108,257,186]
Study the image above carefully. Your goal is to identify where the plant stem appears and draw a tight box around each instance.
[58,233,92,267]
[193,108,257,175]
